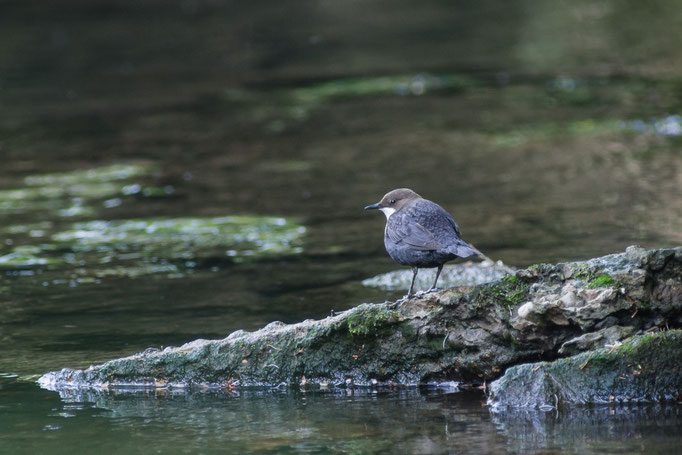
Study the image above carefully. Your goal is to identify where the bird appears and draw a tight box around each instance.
[364,188,481,298]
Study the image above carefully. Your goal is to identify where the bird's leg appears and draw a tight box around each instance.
[426,264,443,293]
[390,267,420,307]
[406,266,419,299]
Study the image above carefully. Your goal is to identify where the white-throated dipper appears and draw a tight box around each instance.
[365,188,481,298]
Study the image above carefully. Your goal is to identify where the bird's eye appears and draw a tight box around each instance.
[389,199,396,204]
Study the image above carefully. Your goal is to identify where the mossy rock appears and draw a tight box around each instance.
[37,246,682,393]
[345,305,400,337]
[488,330,682,409]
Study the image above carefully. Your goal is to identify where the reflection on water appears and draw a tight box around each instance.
[2,378,681,455]
[1,0,682,453]
[492,405,682,454]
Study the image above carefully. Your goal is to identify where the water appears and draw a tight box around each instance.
[3,378,681,455]
[1,0,681,453]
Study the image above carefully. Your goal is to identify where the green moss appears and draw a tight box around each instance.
[572,264,591,280]
[346,306,399,337]
[621,332,658,353]
[475,274,530,310]
[585,331,670,366]
[572,267,621,289]
[527,263,543,274]
[587,273,616,288]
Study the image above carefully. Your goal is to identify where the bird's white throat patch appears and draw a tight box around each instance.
[379,207,396,219]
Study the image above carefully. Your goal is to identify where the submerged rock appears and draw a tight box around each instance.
[39,246,682,401]
[362,259,514,290]
[1,216,306,279]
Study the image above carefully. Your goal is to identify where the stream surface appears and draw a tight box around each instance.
[1,0,681,453]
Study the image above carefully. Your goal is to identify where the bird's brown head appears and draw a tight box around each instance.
[364,188,421,218]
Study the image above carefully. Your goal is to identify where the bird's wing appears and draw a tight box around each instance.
[415,199,462,237]
[387,214,442,251]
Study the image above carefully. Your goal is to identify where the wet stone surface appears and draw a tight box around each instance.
[38,246,682,402]
[488,330,682,409]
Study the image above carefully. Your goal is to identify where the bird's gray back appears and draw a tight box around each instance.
[404,198,463,243]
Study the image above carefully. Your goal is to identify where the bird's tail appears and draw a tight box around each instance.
[448,241,481,258]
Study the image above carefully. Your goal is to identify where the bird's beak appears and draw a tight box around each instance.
[364,202,382,211]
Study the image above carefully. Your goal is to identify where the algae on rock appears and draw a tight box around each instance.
[1,215,306,279]
[488,330,682,409]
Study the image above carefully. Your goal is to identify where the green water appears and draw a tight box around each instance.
[1,0,681,453]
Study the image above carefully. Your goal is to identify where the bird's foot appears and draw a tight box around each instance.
[391,290,431,307]
[390,294,416,308]
[388,296,409,309]
[425,287,441,294]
